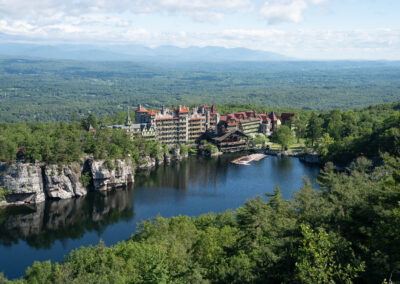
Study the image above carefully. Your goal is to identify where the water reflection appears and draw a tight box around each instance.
[0,188,135,249]
[135,153,241,191]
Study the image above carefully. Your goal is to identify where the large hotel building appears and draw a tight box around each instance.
[134,104,220,145]
[108,104,292,150]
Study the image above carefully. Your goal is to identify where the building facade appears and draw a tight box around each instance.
[212,130,248,152]
[134,104,220,145]
[107,105,292,150]
[218,110,281,137]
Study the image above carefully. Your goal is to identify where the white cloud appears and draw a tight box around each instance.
[309,0,330,4]
[261,0,308,24]
[0,0,253,23]
[259,0,332,24]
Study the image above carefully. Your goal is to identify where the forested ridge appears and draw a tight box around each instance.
[0,102,399,283]
[1,58,400,122]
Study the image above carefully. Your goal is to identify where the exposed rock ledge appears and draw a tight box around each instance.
[89,159,134,191]
[0,163,45,205]
[44,163,86,199]
[0,158,135,206]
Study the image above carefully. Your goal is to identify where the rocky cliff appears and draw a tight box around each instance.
[43,163,87,199]
[0,158,135,206]
[89,159,134,191]
[0,163,45,205]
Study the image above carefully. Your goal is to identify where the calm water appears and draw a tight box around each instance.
[0,154,319,279]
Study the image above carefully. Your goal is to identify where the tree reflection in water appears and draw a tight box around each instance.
[0,187,135,249]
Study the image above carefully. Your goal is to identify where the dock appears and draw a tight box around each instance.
[231,153,267,165]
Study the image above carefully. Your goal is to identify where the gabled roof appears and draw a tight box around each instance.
[212,130,248,142]
[226,113,238,121]
[135,104,148,112]
[176,105,190,114]
[219,115,228,121]
[148,109,158,115]
[259,114,271,122]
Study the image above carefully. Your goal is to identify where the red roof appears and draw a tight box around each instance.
[190,117,202,121]
[175,105,190,114]
[211,104,217,114]
[226,113,238,121]
[135,105,148,112]
[259,114,271,122]
[220,115,228,121]
[148,109,158,115]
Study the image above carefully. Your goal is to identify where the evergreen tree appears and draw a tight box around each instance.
[306,112,323,146]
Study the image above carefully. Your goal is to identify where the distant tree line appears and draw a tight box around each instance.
[1,58,400,122]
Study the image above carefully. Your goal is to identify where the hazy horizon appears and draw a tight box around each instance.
[0,0,399,61]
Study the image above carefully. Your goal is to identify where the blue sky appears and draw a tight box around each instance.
[0,0,399,59]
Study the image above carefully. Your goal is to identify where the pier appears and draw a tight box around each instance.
[231,153,267,165]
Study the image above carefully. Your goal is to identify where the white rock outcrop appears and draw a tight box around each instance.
[89,159,134,191]
[0,163,45,204]
[43,163,87,199]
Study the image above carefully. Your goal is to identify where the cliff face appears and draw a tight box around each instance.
[0,158,135,206]
[89,159,134,191]
[43,163,87,199]
[0,163,45,205]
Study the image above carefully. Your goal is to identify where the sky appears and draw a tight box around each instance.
[0,0,399,60]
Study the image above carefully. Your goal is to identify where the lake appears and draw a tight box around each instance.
[0,154,320,279]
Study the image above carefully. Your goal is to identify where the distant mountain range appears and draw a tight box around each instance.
[0,43,292,62]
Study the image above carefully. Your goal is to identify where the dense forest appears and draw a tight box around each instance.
[1,58,400,122]
[0,114,166,165]
[0,102,399,283]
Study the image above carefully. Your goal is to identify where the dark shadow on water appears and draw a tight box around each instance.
[0,187,135,249]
